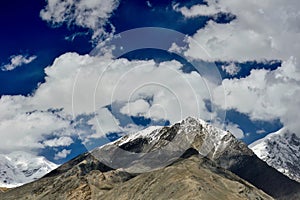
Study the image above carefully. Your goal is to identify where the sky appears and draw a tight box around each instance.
[0,0,299,164]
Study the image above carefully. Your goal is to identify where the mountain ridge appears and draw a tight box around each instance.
[1,117,299,200]
[249,128,300,183]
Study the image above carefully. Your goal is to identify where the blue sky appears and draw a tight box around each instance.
[1,0,299,164]
[0,0,92,95]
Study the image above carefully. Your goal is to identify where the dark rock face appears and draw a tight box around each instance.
[44,153,113,178]
[158,123,180,141]
[225,155,300,200]
[180,148,199,159]
[119,138,149,153]
[1,117,299,200]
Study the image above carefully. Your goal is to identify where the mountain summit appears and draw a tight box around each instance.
[1,117,299,200]
[250,128,300,183]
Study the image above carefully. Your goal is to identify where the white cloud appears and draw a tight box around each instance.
[0,108,73,153]
[213,57,300,134]
[40,0,120,40]
[146,1,152,8]
[173,1,223,17]
[87,107,121,140]
[43,137,74,147]
[183,0,300,134]
[54,149,71,160]
[0,51,220,152]
[168,42,186,54]
[37,53,213,123]
[225,123,244,139]
[1,54,37,71]
[221,63,240,76]
[185,0,300,62]
[120,99,150,116]
[256,129,266,134]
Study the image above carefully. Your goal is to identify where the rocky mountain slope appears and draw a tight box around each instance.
[0,151,273,200]
[0,151,58,188]
[1,117,299,200]
[249,128,300,183]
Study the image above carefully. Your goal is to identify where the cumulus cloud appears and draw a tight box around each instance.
[0,50,221,153]
[183,0,300,134]
[86,107,121,139]
[0,94,75,154]
[1,54,37,71]
[54,149,71,160]
[213,57,300,134]
[43,136,74,147]
[221,63,240,76]
[120,99,150,116]
[0,107,74,153]
[185,0,300,62]
[37,53,214,123]
[225,122,244,139]
[173,1,222,17]
[40,0,120,40]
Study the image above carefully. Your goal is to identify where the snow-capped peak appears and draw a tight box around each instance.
[113,117,226,145]
[0,151,58,188]
[111,116,237,158]
[93,116,252,173]
[249,128,300,182]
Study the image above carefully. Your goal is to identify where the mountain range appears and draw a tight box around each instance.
[1,117,299,200]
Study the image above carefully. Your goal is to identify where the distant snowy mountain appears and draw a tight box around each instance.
[0,152,58,188]
[249,128,300,183]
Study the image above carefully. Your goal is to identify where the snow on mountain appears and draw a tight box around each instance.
[0,151,58,188]
[116,125,163,146]
[100,116,246,171]
[112,117,231,157]
[249,128,300,183]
